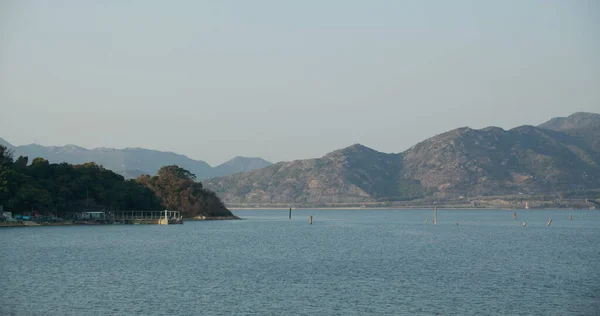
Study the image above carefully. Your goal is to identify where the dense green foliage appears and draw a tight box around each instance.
[0,145,161,213]
[137,166,233,218]
[0,145,233,218]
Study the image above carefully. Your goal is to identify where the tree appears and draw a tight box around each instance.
[137,166,232,218]
[158,165,197,181]
[0,145,13,167]
[0,149,225,217]
[13,156,28,171]
[0,145,15,204]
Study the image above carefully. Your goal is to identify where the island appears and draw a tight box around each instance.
[0,145,238,226]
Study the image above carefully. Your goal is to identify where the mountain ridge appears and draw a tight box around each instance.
[0,138,272,180]
[538,112,600,152]
[205,112,600,205]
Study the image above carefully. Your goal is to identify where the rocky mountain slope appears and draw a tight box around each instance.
[205,113,600,204]
[213,156,272,176]
[538,112,600,152]
[205,144,404,204]
[0,140,271,180]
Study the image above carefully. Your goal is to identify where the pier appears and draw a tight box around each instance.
[107,210,183,224]
[50,210,184,225]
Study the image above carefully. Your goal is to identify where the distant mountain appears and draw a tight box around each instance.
[205,113,600,204]
[538,112,600,152]
[205,144,403,204]
[401,125,599,197]
[0,137,11,148]
[213,156,273,177]
[0,139,272,180]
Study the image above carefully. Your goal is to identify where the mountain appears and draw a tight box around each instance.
[205,113,600,205]
[205,144,404,204]
[213,156,273,178]
[401,125,599,197]
[538,112,600,152]
[0,137,11,148]
[0,140,271,180]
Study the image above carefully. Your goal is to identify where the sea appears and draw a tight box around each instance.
[1,209,599,316]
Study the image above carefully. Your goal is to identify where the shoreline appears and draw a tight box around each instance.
[0,215,241,228]
[184,215,241,221]
[229,206,589,211]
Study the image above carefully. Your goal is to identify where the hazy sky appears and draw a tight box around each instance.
[1,1,599,165]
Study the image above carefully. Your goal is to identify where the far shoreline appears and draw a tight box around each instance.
[229,207,588,211]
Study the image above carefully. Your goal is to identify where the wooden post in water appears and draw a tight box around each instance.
[547,218,552,227]
[433,207,437,225]
[513,212,517,220]
[309,216,313,225]
[289,207,292,219]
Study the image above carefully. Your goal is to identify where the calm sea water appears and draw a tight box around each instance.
[1,209,599,316]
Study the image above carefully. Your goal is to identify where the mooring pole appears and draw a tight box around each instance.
[309,216,313,225]
[289,207,292,219]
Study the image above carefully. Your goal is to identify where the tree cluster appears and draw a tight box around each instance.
[137,165,232,218]
[0,145,232,218]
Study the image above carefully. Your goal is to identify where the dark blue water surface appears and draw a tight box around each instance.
[1,209,599,315]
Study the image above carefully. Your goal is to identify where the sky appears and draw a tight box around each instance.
[0,0,599,166]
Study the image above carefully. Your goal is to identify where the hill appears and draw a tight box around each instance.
[205,113,600,205]
[0,145,234,218]
[0,139,271,180]
[205,144,404,204]
[538,112,600,152]
[213,156,273,177]
[402,125,599,197]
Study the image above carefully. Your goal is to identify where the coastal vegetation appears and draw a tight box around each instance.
[136,165,232,218]
[0,145,233,218]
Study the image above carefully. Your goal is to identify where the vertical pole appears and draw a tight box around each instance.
[513,212,517,220]
[309,216,313,225]
[289,207,292,219]
[433,207,437,225]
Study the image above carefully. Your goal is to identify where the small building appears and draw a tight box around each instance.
[1,211,12,220]
[78,212,105,220]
